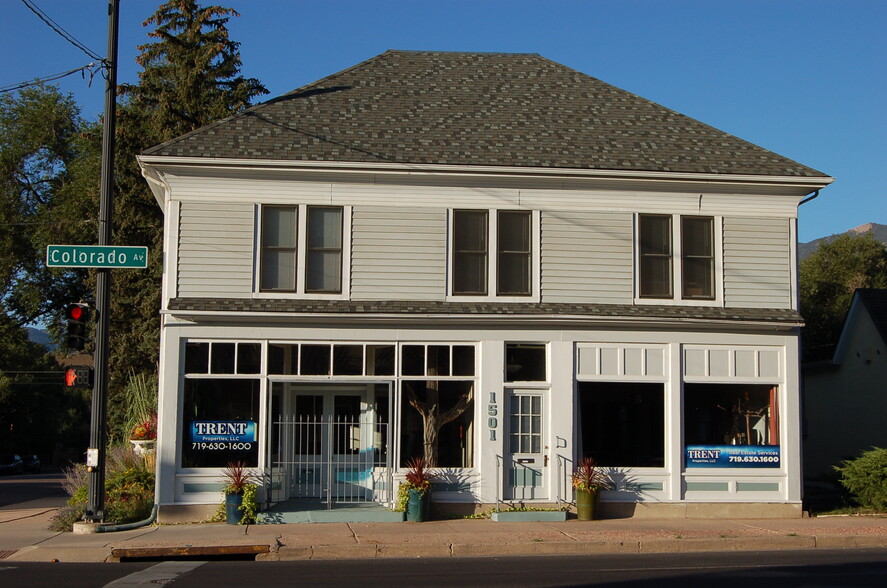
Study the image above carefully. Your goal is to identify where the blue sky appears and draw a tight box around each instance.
[2,0,884,242]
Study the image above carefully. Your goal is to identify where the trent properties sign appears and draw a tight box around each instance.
[46,245,148,269]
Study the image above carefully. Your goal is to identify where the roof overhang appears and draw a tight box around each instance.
[138,155,834,207]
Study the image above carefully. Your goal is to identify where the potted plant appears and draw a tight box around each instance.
[222,461,256,525]
[572,457,607,521]
[129,414,157,456]
[398,457,433,522]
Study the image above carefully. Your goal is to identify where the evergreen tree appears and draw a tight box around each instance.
[799,233,887,358]
[103,1,266,437]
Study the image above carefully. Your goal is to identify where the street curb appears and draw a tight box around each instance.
[7,534,887,562]
[256,535,887,561]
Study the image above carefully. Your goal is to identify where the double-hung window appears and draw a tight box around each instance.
[260,205,346,295]
[451,209,536,299]
[638,214,717,302]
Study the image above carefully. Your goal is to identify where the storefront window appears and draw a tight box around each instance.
[577,382,664,467]
[399,344,476,468]
[181,379,260,468]
[401,380,474,468]
[684,384,779,468]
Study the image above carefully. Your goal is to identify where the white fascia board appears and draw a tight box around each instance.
[160,308,802,331]
[137,156,170,207]
[136,155,835,193]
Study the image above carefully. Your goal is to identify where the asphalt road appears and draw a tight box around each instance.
[0,472,67,508]
[2,549,887,587]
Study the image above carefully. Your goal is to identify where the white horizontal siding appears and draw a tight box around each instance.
[723,217,792,309]
[351,207,446,301]
[178,202,254,297]
[541,211,633,304]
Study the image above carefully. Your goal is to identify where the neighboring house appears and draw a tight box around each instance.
[138,50,833,522]
[803,289,887,479]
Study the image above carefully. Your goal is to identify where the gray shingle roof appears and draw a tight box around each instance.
[145,50,826,178]
[167,297,803,325]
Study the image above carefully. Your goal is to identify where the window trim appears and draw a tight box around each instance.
[447,209,541,302]
[634,213,723,306]
[255,204,351,299]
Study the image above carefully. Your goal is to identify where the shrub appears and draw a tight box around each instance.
[49,445,155,531]
[834,447,887,511]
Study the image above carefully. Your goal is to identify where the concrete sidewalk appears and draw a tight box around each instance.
[2,500,886,563]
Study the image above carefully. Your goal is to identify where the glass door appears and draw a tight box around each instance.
[505,390,546,500]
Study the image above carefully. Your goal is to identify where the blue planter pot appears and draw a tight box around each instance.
[225,493,243,524]
[405,489,430,522]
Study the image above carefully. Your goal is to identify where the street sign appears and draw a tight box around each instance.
[46,245,148,268]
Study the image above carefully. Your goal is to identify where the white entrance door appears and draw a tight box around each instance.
[505,390,546,500]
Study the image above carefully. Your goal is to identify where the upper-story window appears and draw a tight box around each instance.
[260,205,345,294]
[638,214,717,302]
[451,209,537,300]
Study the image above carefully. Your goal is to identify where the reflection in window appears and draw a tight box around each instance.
[181,379,260,467]
[578,382,664,467]
[453,210,489,295]
[681,217,714,299]
[505,343,547,382]
[684,384,778,446]
[333,345,363,376]
[185,342,209,374]
[497,211,532,295]
[300,345,331,375]
[366,346,395,376]
[509,394,542,454]
[306,206,343,293]
[401,380,474,468]
[639,214,672,298]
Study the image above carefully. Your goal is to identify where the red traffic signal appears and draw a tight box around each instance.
[66,303,90,322]
[65,303,91,351]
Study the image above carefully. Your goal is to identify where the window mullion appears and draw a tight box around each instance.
[673,214,683,299]
[296,205,308,294]
[489,210,498,296]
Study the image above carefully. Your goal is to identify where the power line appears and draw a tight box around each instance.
[0,63,101,94]
[21,0,103,62]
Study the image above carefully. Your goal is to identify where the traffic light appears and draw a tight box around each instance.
[65,366,93,387]
[65,303,91,351]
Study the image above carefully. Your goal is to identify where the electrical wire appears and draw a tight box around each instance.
[0,63,101,94]
[20,0,103,61]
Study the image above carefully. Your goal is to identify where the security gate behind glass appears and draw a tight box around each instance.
[269,387,391,508]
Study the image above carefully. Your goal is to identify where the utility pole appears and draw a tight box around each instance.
[86,0,119,523]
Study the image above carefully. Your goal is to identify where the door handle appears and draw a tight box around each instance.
[544,455,549,467]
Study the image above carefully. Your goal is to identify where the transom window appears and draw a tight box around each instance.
[638,214,716,301]
[260,205,345,294]
[451,209,536,299]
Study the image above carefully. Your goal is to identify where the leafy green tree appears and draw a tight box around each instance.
[799,233,887,357]
[0,85,98,328]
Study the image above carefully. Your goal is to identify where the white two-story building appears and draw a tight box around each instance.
[139,51,832,522]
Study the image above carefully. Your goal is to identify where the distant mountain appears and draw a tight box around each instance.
[26,327,55,350]
[799,223,887,260]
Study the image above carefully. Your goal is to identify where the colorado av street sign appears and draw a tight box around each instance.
[46,245,148,268]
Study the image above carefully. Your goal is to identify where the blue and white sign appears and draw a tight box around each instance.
[191,421,256,443]
[686,445,780,468]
